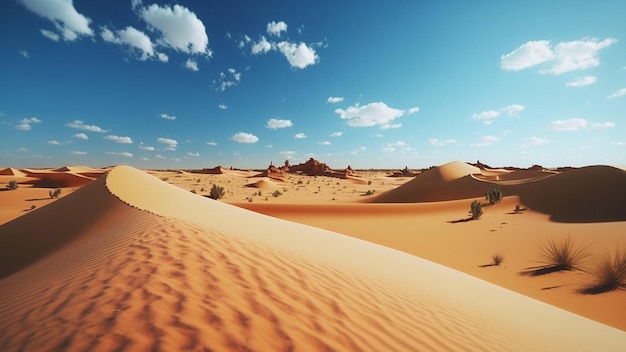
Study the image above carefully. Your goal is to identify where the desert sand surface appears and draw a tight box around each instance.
[1,163,625,351]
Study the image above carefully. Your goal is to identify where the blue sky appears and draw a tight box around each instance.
[1,0,625,169]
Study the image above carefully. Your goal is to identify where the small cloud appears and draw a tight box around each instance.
[294,133,307,139]
[251,36,273,54]
[157,52,168,62]
[472,104,524,124]
[18,50,29,59]
[607,88,626,99]
[100,26,155,61]
[186,152,200,157]
[276,41,318,69]
[329,131,343,137]
[139,145,155,151]
[185,59,199,71]
[520,137,549,147]
[267,21,288,37]
[218,104,227,110]
[231,132,259,143]
[66,120,107,133]
[48,140,71,145]
[318,141,331,146]
[15,117,42,131]
[70,151,87,155]
[160,113,176,120]
[206,141,217,146]
[500,40,554,71]
[17,147,29,152]
[327,97,344,104]
[41,29,60,41]
[104,135,133,144]
[380,123,402,130]
[21,0,94,41]
[549,118,614,131]
[266,118,293,129]
[214,68,241,91]
[371,133,384,138]
[155,154,167,159]
[107,152,133,158]
[279,150,295,159]
[428,138,456,147]
[566,76,597,87]
[336,102,411,128]
[157,137,178,150]
[350,146,366,155]
[407,106,420,114]
[73,133,88,140]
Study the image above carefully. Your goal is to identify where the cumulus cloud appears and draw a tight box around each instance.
[101,26,155,60]
[73,133,88,140]
[20,0,94,41]
[41,29,60,41]
[66,120,108,133]
[70,151,87,155]
[107,152,133,158]
[276,41,318,69]
[329,131,343,137]
[160,113,176,120]
[231,132,259,143]
[157,52,169,62]
[336,102,418,128]
[206,141,218,146]
[48,140,69,145]
[549,118,615,131]
[157,137,178,150]
[15,117,42,131]
[472,104,524,124]
[327,97,344,104]
[104,135,133,144]
[139,145,155,151]
[218,104,227,110]
[566,76,597,87]
[318,141,331,146]
[140,4,211,56]
[19,50,29,59]
[607,88,626,99]
[294,133,307,139]
[267,21,287,37]
[428,138,456,147]
[185,59,199,71]
[266,118,293,129]
[251,36,273,54]
[155,154,167,159]
[215,68,242,91]
[501,38,617,75]
[186,152,199,157]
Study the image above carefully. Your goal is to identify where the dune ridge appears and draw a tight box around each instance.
[1,165,625,351]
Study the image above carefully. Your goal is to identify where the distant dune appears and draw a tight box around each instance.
[1,165,624,351]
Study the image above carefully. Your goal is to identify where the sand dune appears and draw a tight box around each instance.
[1,165,625,351]
[245,178,281,190]
[0,167,27,177]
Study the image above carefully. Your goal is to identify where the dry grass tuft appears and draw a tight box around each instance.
[580,248,626,294]
[521,236,593,276]
[491,253,504,266]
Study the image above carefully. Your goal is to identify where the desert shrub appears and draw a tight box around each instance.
[30,204,36,210]
[368,180,372,185]
[538,237,591,272]
[160,177,169,182]
[364,189,375,196]
[191,189,197,194]
[209,184,225,200]
[486,186,503,205]
[272,190,282,197]
[49,188,61,199]
[470,200,483,220]
[492,253,504,266]
[7,180,18,190]
[582,249,626,294]
[297,180,303,184]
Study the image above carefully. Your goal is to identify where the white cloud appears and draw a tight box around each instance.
[157,137,178,150]
[380,123,402,130]
[101,26,155,60]
[20,0,93,41]
[267,21,288,37]
[371,133,384,138]
[472,110,500,122]
[607,88,626,99]
[318,141,331,146]
[70,151,87,155]
[251,36,273,54]
[157,52,168,62]
[107,152,133,158]
[66,120,107,133]
[407,106,420,114]
[327,97,344,104]
[73,133,88,140]
[48,140,64,145]
[185,59,199,71]
[19,50,29,59]
[266,118,293,129]
[15,117,42,131]
[279,150,295,159]
[131,0,142,10]
[206,141,218,146]
[472,104,524,124]
[428,138,456,147]
[294,133,307,139]
[139,145,155,151]
[160,113,176,120]
[471,135,500,147]
[521,137,549,147]
[276,41,318,69]
[140,4,211,56]
[215,68,241,91]
[186,152,200,157]
[155,154,167,159]
[218,104,227,110]
[329,131,343,137]
[500,104,525,116]
[231,132,259,143]
[501,38,617,75]
[336,102,414,128]
[350,146,366,155]
[549,118,615,131]
[104,135,133,144]
[40,29,60,41]
[238,35,251,48]
[566,76,597,87]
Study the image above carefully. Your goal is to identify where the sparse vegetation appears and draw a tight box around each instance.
[492,253,504,266]
[30,204,37,210]
[486,186,503,205]
[581,249,626,294]
[272,190,282,197]
[469,200,483,220]
[49,188,61,199]
[7,180,18,190]
[209,184,225,200]
[538,237,592,273]
[190,189,197,194]
[160,177,169,182]
[367,180,372,185]
[364,189,375,196]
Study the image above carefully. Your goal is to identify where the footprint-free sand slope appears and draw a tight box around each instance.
[1,165,625,351]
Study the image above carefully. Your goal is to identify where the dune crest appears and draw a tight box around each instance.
[1,165,625,351]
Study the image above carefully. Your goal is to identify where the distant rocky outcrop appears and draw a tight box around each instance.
[389,166,420,177]
[252,162,287,181]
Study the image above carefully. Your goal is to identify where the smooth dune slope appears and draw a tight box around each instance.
[1,165,625,351]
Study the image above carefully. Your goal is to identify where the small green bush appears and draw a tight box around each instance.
[272,190,282,197]
[364,189,375,196]
[470,200,483,220]
[7,180,18,190]
[49,188,61,199]
[486,186,503,205]
[209,184,225,200]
